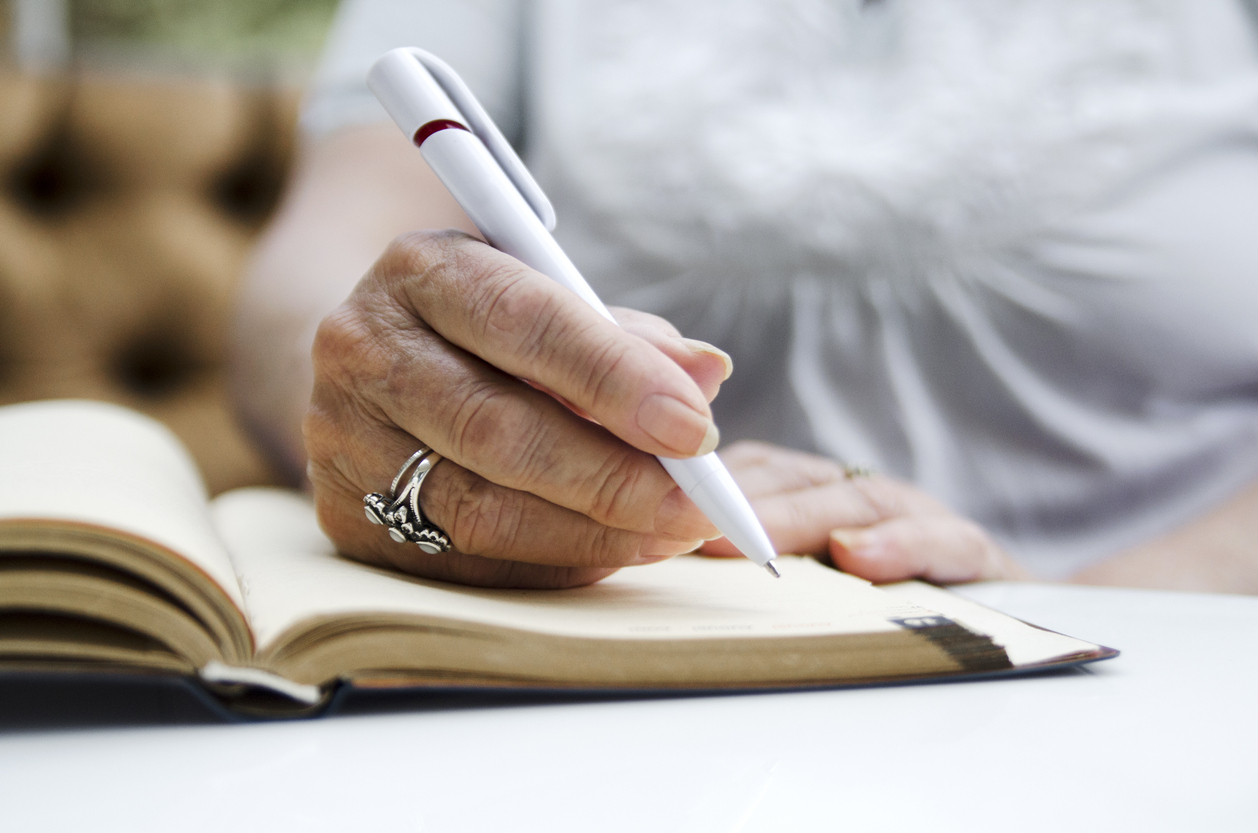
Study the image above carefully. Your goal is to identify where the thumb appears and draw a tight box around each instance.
[612,308,732,403]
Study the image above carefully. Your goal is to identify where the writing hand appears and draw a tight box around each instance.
[305,230,729,588]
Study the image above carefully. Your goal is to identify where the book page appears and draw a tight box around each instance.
[213,488,935,655]
[0,400,243,611]
[879,581,1102,666]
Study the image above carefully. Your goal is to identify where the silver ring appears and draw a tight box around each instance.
[363,446,452,554]
[389,447,431,495]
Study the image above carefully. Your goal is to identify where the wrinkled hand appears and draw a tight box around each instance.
[701,441,1030,584]
[305,230,733,589]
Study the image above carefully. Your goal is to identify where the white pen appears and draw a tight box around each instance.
[368,47,780,577]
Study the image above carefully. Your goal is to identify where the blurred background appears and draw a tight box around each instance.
[0,0,340,493]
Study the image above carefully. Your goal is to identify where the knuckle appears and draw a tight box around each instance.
[614,307,681,339]
[376,342,428,408]
[441,378,558,489]
[583,449,650,528]
[378,229,465,283]
[445,379,513,462]
[851,477,904,519]
[779,497,817,538]
[501,407,556,485]
[311,305,370,376]
[310,304,396,407]
[470,262,560,359]
[580,336,636,408]
[640,311,682,338]
[803,456,850,487]
[583,525,639,569]
[468,261,626,408]
[441,474,524,556]
[381,229,484,319]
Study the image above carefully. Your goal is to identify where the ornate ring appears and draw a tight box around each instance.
[843,464,874,479]
[364,445,452,554]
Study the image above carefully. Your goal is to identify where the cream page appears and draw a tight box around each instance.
[0,400,244,611]
[880,581,1101,667]
[211,488,935,655]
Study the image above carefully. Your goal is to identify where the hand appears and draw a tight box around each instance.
[305,230,733,588]
[700,441,1030,584]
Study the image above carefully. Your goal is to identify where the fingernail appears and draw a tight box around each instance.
[636,538,704,564]
[831,529,881,557]
[637,393,719,456]
[656,487,721,539]
[681,338,733,381]
[697,421,720,454]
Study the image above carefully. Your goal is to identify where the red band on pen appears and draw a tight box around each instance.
[413,119,469,147]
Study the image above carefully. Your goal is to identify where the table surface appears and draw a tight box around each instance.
[1,581,1256,832]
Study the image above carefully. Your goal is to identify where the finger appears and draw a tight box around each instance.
[311,300,719,542]
[305,413,704,582]
[418,459,704,566]
[608,306,681,339]
[697,479,883,557]
[379,231,718,458]
[696,536,751,558]
[313,453,701,570]
[311,470,615,589]
[521,378,593,420]
[829,514,1016,585]
[718,440,851,499]
[477,308,727,415]
[612,307,732,403]
[724,444,946,518]
[699,443,882,557]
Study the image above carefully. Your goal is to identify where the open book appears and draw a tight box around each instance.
[0,400,1114,717]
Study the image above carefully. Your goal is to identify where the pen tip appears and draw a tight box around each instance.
[764,561,781,579]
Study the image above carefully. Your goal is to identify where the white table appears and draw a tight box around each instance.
[2,582,1256,832]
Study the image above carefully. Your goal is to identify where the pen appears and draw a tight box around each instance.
[368,47,780,577]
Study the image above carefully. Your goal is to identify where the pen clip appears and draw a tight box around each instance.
[406,48,557,232]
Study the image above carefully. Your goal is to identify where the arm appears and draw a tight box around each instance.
[1070,481,1258,594]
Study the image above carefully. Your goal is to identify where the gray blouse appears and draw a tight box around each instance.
[304,0,1258,579]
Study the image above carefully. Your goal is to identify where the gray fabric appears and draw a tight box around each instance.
[303,0,1258,578]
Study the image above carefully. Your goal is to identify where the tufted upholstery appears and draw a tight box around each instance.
[0,71,299,494]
